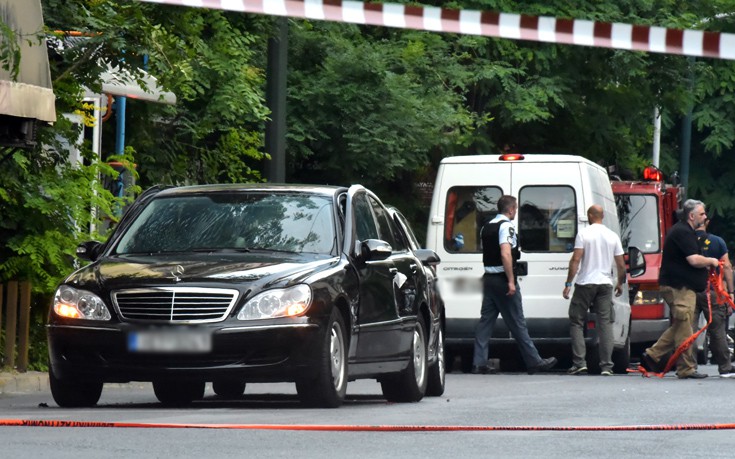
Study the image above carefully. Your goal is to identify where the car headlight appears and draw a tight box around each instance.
[53,285,111,321]
[237,284,312,320]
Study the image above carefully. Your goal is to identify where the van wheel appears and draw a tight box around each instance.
[459,349,474,374]
[380,314,428,402]
[697,331,710,365]
[213,379,246,399]
[612,334,631,374]
[153,380,205,406]
[585,345,601,374]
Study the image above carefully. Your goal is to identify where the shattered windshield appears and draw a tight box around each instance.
[113,192,337,255]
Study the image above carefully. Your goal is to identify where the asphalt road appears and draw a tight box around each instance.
[1,365,734,458]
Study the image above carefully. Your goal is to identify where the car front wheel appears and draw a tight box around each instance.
[380,314,428,402]
[49,366,103,408]
[296,308,348,408]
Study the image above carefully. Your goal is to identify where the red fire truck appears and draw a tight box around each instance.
[612,166,685,353]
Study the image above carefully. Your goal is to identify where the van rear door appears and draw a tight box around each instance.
[430,161,511,343]
[513,161,582,338]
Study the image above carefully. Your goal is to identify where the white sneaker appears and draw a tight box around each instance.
[600,370,613,376]
[719,369,735,378]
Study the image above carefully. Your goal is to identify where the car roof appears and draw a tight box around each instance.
[153,183,348,198]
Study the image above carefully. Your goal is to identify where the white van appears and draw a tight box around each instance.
[427,153,636,373]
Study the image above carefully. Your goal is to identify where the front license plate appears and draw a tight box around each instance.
[128,330,212,353]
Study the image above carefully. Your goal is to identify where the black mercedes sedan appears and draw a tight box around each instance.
[47,184,442,408]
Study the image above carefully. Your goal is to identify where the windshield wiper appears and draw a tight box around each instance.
[246,247,298,254]
[190,248,251,253]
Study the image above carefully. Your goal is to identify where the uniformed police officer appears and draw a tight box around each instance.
[472,195,558,374]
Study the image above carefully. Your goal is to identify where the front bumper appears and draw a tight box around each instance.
[445,317,601,348]
[630,318,670,344]
[47,320,323,383]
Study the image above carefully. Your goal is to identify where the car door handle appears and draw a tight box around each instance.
[389,267,398,276]
[409,263,418,273]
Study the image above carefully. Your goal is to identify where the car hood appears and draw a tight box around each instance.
[66,254,340,291]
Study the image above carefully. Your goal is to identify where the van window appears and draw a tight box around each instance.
[444,186,502,253]
[615,194,660,253]
[518,186,577,252]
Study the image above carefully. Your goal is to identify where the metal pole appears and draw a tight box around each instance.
[680,56,695,192]
[265,17,288,183]
[115,96,126,155]
[652,106,661,168]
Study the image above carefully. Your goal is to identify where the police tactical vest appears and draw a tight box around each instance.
[482,220,520,268]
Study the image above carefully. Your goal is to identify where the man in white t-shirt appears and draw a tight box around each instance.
[562,205,626,376]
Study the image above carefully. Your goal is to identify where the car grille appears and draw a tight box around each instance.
[112,287,240,323]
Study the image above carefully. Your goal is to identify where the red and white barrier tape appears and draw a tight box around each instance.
[4,419,735,431]
[138,0,735,61]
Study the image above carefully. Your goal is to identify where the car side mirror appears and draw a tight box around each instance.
[76,241,104,262]
[627,246,646,278]
[358,239,392,262]
[414,248,440,267]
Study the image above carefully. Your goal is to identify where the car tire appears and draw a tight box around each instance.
[380,314,428,403]
[296,308,348,408]
[153,380,205,406]
[612,333,631,374]
[212,379,246,399]
[426,326,445,396]
[49,366,103,408]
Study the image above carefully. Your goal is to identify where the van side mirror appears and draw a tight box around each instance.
[627,246,646,278]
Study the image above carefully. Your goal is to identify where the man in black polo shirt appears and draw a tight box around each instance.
[641,199,720,379]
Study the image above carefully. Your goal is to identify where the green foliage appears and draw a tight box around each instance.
[0,141,135,291]
[287,22,479,187]
[0,19,21,80]
[121,7,270,185]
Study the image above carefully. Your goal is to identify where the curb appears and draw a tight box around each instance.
[0,371,49,394]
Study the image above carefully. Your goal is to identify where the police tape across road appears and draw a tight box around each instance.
[4,418,735,431]
[137,0,735,61]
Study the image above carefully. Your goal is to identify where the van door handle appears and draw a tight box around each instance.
[389,267,398,276]
[410,263,418,273]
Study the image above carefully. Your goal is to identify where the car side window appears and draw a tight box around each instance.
[368,197,406,252]
[392,211,419,251]
[353,193,379,242]
[337,192,347,229]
